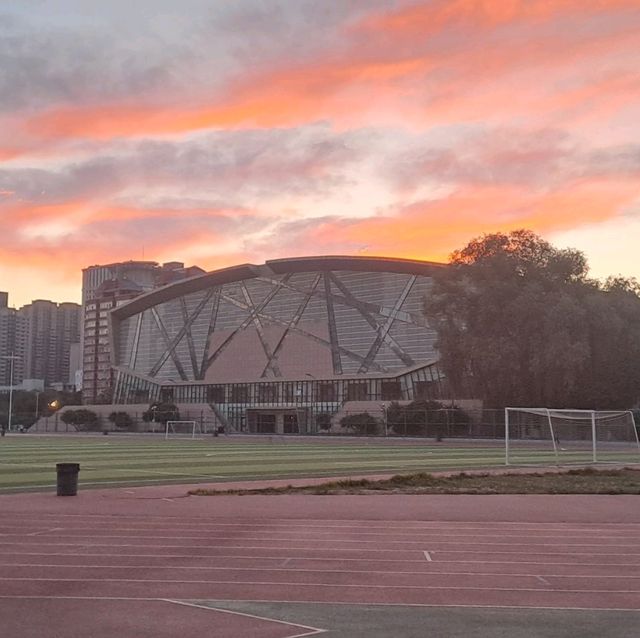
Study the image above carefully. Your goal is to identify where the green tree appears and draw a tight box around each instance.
[340,412,379,435]
[108,411,134,431]
[142,402,180,425]
[60,409,100,431]
[426,230,640,409]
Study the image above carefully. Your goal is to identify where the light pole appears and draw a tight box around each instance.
[2,352,19,436]
[34,391,41,424]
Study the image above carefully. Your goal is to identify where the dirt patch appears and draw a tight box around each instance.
[189,467,640,496]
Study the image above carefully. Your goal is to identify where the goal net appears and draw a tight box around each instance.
[505,408,640,466]
[165,420,202,439]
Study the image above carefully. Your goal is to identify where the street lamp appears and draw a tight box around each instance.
[1,352,19,436]
[34,391,41,422]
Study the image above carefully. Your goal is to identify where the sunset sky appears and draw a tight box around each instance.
[1,0,639,307]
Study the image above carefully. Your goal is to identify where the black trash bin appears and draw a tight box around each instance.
[56,463,80,496]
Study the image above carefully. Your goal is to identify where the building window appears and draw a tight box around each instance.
[258,384,278,403]
[381,381,402,400]
[318,382,336,402]
[230,385,249,403]
[346,382,368,401]
[206,386,225,403]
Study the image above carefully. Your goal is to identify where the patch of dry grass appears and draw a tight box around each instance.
[189,467,640,496]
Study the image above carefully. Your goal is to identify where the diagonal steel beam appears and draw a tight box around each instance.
[323,272,343,374]
[359,275,417,373]
[329,272,415,368]
[149,307,188,381]
[219,289,387,372]
[148,290,213,379]
[256,275,427,326]
[203,275,291,373]
[180,297,200,379]
[198,290,220,380]
[241,282,282,377]
[260,273,322,378]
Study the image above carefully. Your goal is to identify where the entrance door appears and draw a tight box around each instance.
[256,413,276,434]
[283,413,299,434]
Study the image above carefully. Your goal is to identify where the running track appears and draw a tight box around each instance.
[1,487,639,636]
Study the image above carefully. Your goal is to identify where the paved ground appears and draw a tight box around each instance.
[0,482,639,636]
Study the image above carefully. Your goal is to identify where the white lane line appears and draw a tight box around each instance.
[4,563,639,581]
[9,514,640,528]
[26,528,63,537]
[3,550,640,569]
[1,540,638,558]
[163,599,326,637]
[424,551,433,562]
[3,576,640,594]
[0,594,638,612]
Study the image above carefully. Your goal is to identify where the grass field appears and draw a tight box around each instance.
[1,433,639,492]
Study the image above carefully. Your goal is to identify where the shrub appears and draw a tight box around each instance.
[60,409,100,431]
[108,411,134,431]
[142,402,180,425]
[340,412,379,436]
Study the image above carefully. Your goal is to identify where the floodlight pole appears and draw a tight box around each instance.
[591,410,597,463]
[2,352,19,436]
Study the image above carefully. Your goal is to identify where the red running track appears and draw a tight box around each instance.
[0,489,639,635]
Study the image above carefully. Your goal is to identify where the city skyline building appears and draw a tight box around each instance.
[81,260,205,403]
[0,292,80,389]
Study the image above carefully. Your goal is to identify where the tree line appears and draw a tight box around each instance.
[425,230,640,409]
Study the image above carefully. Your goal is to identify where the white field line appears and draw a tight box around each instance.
[5,562,640,580]
[3,576,640,594]
[2,540,640,560]
[163,599,326,637]
[0,595,638,612]
[8,514,640,530]
[3,550,640,569]
[2,535,638,551]
[4,524,637,542]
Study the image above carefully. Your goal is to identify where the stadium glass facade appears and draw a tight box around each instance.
[111,256,447,433]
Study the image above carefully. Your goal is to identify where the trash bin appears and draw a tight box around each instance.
[56,463,80,496]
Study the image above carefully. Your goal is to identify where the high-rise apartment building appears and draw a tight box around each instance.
[0,292,80,388]
[81,261,204,403]
[0,293,25,386]
[20,299,81,386]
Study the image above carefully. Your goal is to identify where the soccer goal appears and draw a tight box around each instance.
[505,408,640,466]
[165,420,202,440]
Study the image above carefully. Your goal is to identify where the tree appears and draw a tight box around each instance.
[142,402,180,425]
[340,412,379,435]
[60,409,100,431]
[108,411,134,431]
[426,230,640,409]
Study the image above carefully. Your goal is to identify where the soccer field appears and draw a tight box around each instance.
[0,434,638,492]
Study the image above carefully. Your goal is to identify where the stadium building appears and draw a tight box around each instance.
[110,256,448,434]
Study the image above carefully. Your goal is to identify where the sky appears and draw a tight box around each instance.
[1,0,639,307]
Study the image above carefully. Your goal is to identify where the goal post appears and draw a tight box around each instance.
[505,408,640,466]
[165,420,201,439]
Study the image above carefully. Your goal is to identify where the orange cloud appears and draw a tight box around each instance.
[291,178,639,262]
[358,0,640,34]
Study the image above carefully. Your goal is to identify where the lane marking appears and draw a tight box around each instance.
[1,540,638,559]
[3,576,640,593]
[0,595,639,612]
[26,528,63,537]
[3,550,640,570]
[424,551,433,562]
[4,562,640,581]
[163,599,326,637]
